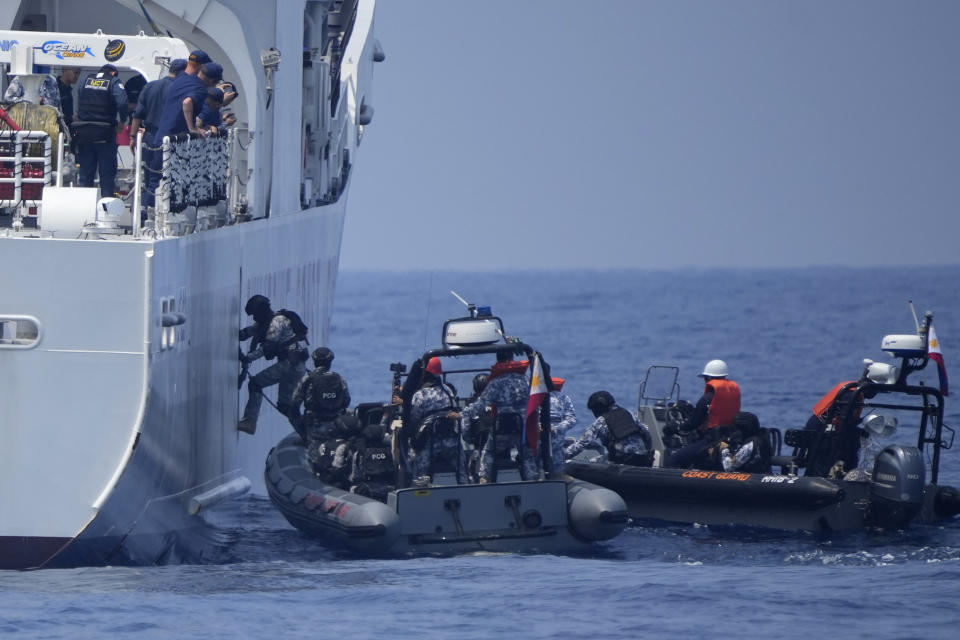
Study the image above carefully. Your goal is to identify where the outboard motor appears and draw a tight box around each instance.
[870,445,925,528]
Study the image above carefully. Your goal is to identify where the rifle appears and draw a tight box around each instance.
[388,362,407,487]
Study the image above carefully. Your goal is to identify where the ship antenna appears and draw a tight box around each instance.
[450,290,476,317]
[909,300,921,333]
[450,290,469,307]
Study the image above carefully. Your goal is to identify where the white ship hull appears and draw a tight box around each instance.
[0,0,378,568]
[1,200,346,568]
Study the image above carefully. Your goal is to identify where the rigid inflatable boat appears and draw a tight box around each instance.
[568,312,960,533]
[267,304,628,554]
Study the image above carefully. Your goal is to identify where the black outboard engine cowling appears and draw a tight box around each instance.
[870,445,925,528]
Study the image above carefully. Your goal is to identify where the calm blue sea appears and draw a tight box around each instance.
[3,267,959,639]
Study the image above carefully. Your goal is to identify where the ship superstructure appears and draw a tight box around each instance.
[0,0,380,569]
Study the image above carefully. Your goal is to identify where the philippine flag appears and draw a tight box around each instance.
[929,323,949,396]
[525,354,548,453]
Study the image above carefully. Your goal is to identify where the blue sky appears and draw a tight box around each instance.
[343,0,959,271]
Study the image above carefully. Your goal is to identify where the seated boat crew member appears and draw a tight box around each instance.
[312,436,354,488]
[348,423,396,501]
[237,295,310,434]
[712,411,772,473]
[801,364,888,478]
[288,347,352,461]
[462,351,537,483]
[663,359,741,469]
[407,357,465,484]
[565,391,652,467]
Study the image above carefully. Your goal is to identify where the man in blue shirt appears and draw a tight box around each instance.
[130,58,186,207]
[147,62,222,209]
[197,87,224,132]
[185,49,211,76]
[152,62,222,144]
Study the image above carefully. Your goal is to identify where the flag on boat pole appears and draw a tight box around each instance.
[929,322,949,396]
[525,354,548,453]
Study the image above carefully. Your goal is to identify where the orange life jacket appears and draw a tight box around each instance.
[811,380,862,425]
[705,379,741,429]
[488,360,529,382]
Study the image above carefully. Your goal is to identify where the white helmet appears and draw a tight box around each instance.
[700,359,729,378]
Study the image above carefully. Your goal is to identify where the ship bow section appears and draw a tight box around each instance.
[0,239,149,569]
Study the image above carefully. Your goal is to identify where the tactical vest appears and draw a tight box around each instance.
[705,379,741,428]
[305,371,348,418]
[604,407,640,441]
[359,447,393,481]
[77,73,119,124]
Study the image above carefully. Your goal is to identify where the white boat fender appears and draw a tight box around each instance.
[188,476,252,515]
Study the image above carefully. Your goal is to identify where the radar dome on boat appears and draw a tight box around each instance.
[881,334,925,358]
[443,317,503,348]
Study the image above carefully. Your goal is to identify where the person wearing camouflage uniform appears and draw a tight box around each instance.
[347,424,396,500]
[462,353,536,482]
[237,295,308,434]
[4,74,62,108]
[288,347,352,469]
[565,390,652,467]
[312,438,354,488]
[547,378,577,475]
[407,358,465,483]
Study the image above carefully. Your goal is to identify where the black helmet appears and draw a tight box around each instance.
[587,390,616,417]
[244,294,271,316]
[472,373,489,395]
[312,347,334,368]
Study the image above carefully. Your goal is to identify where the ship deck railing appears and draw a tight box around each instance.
[0,126,248,239]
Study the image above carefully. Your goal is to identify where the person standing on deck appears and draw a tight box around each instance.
[129,59,186,209]
[406,357,464,484]
[73,64,127,198]
[461,351,536,482]
[56,65,81,127]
